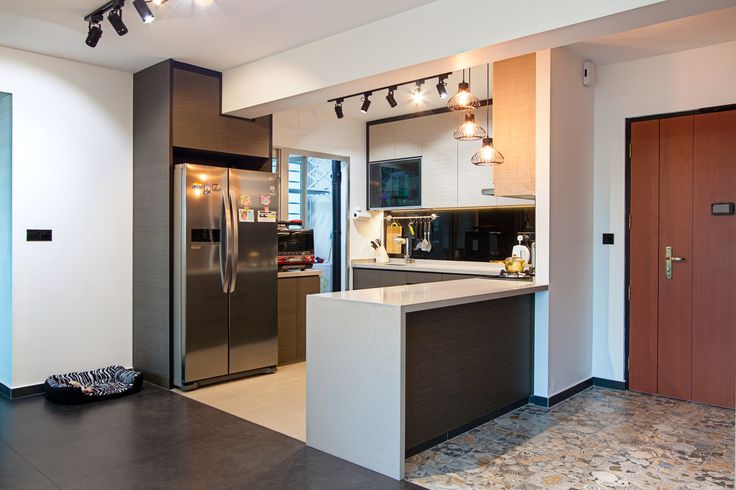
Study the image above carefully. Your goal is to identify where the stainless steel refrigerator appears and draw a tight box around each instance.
[173,163,278,389]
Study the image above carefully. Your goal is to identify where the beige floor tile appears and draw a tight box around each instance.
[176,362,307,441]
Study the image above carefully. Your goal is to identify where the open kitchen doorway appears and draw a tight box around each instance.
[273,148,349,292]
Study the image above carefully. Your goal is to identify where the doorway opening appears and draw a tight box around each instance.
[625,104,736,408]
[274,148,349,293]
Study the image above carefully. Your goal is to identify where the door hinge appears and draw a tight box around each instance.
[628,214,631,230]
[627,285,631,302]
[628,143,632,158]
[628,357,630,371]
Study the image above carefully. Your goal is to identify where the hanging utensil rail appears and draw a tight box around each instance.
[384,213,438,222]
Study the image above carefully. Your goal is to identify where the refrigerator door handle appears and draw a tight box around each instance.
[229,190,239,293]
[220,189,231,293]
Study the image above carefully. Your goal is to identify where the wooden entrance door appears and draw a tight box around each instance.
[629,109,736,409]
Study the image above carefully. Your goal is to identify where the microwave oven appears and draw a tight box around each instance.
[368,157,421,209]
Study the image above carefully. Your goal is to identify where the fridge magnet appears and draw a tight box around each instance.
[238,208,254,223]
[257,210,277,223]
[269,185,276,195]
[203,184,212,196]
[259,194,271,207]
[192,182,203,191]
[239,194,252,207]
[211,183,222,192]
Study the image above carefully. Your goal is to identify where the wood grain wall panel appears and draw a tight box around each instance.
[657,115,693,402]
[405,295,532,451]
[222,114,270,158]
[628,119,660,395]
[692,110,736,408]
[492,53,536,198]
[172,68,223,152]
[297,276,320,361]
[133,60,172,387]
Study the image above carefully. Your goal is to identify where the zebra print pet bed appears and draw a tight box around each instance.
[44,366,143,405]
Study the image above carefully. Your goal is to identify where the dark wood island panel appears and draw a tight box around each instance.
[405,294,533,453]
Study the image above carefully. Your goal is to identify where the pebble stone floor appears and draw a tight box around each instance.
[406,387,734,489]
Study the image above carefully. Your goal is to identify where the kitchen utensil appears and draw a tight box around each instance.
[425,221,432,252]
[370,241,378,250]
[376,245,390,264]
[386,223,403,254]
[503,256,526,273]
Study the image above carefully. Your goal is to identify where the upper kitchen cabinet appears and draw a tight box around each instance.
[422,112,459,208]
[492,53,536,198]
[172,65,270,158]
[368,118,421,161]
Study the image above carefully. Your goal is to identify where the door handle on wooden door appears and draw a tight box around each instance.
[665,245,686,279]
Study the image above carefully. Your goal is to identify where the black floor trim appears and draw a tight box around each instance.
[405,397,528,457]
[529,378,594,408]
[593,377,627,390]
[0,382,45,399]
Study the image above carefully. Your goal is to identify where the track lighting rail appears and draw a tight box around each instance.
[326,73,452,103]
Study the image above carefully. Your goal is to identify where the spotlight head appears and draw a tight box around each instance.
[360,93,372,113]
[108,6,128,36]
[386,87,398,108]
[411,81,425,104]
[334,99,344,119]
[133,0,155,23]
[436,76,448,98]
[85,21,103,48]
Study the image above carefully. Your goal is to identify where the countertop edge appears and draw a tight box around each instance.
[351,261,504,276]
[400,284,548,313]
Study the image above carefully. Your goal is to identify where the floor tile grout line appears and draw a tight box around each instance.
[2,439,62,489]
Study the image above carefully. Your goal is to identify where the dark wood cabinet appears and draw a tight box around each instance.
[171,65,270,158]
[278,275,320,365]
[352,268,483,290]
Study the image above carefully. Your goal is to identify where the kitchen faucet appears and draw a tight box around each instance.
[393,236,415,264]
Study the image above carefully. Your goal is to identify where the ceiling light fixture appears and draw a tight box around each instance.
[85,19,103,48]
[360,93,372,113]
[411,81,425,104]
[386,87,398,108]
[471,63,504,166]
[453,113,486,141]
[133,0,155,23]
[334,99,344,119]
[447,68,480,111]
[151,0,167,5]
[436,75,448,98]
[107,2,128,36]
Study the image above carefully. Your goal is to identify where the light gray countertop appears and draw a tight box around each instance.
[312,278,547,313]
[278,270,321,279]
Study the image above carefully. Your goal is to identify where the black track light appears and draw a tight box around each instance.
[360,93,372,113]
[334,99,344,119]
[133,0,155,23]
[386,87,398,108]
[108,5,128,36]
[85,21,103,48]
[436,76,448,98]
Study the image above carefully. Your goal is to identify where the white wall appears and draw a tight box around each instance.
[592,40,736,382]
[0,45,133,388]
[547,47,595,395]
[272,108,383,283]
[0,92,11,387]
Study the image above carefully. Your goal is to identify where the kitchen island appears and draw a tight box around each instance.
[306,278,547,480]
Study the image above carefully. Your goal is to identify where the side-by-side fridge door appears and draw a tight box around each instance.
[174,163,230,385]
[227,169,279,374]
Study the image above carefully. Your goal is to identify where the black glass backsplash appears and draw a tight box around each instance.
[384,207,535,261]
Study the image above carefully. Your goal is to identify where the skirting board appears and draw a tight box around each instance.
[529,377,626,408]
[0,382,45,400]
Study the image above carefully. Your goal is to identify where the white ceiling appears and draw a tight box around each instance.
[567,6,736,65]
[0,0,436,73]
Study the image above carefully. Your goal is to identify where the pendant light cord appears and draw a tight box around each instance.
[486,63,490,130]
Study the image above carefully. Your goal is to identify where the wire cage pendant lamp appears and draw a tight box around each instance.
[447,68,481,111]
[471,63,504,166]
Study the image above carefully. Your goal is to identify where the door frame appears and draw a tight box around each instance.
[273,147,351,292]
[624,102,736,387]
